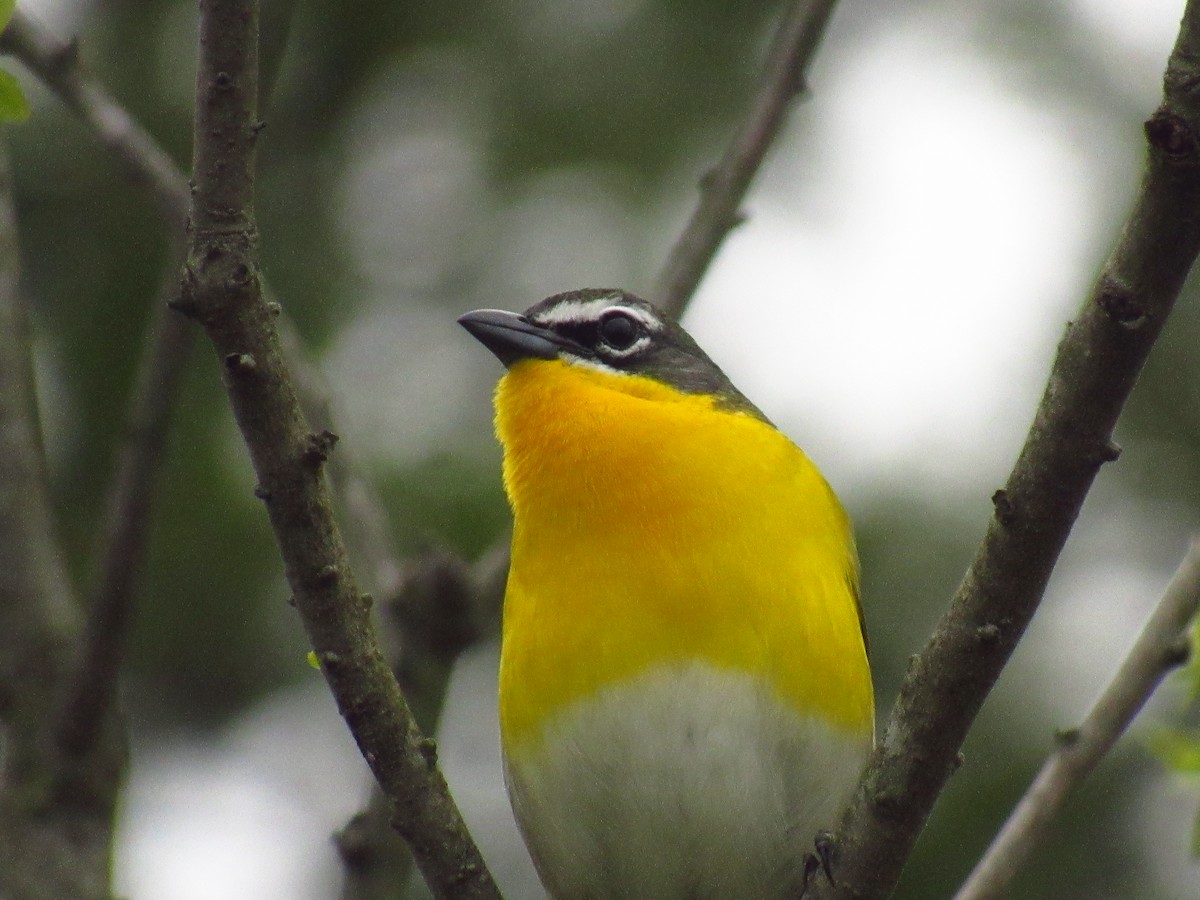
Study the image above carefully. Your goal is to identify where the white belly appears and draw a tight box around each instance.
[503,663,872,900]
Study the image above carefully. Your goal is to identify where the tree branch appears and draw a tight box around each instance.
[281,312,507,897]
[54,241,193,756]
[0,9,188,224]
[332,1,845,885]
[0,8,200,758]
[809,5,1200,897]
[0,141,120,900]
[0,14,504,890]
[335,542,508,900]
[955,538,1200,900]
[178,3,500,897]
[652,0,840,318]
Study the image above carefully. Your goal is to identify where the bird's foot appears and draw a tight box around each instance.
[799,830,836,898]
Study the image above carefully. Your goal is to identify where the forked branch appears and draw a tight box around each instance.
[809,3,1200,897]
[178,2,500,897]
[956,539,1200,900]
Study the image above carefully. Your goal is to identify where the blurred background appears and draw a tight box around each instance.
[6,0,1200,896]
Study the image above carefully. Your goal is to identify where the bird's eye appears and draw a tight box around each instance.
[598,311,641,351]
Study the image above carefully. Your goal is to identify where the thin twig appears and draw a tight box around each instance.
[56,238,193,756]
[652,0,840,318]
[0,13,501,890]
[179,2,501,897]
[955,539,1200,900]
[334,2,845,887]
[808,4,1200,897]
[0,9,188,224]
[0,7,199,757]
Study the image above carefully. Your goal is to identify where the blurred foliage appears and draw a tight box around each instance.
[0,1,28,122]
[5,0,1200,896]
[0,68,28,122]
[1149,727,1200,775]
[1147,611,1200,860]
[379,455,509,559]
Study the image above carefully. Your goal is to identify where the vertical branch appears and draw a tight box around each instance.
[56,241,193,755]
[652,0,840,318]
[809,2,1200,896]
[1,9,200,757]
[0,143,120,899]
[2,14,501,893]
[179,2,500,897]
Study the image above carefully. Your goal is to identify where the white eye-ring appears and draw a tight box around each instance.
[597,307,654,358]
[598,309,641,350]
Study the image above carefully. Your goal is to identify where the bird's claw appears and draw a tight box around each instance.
[799,830,837,898]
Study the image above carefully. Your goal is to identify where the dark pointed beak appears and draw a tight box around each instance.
[458,309,581,368]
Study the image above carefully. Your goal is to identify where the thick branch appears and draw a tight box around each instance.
[1,14,501,890]
[809,6,1200,898]
[955,539,1200,900]
[282,314,507,897]
[179,3,500,897]
[652,0,839,318]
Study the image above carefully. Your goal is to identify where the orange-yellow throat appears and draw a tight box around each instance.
[495,357,874,754]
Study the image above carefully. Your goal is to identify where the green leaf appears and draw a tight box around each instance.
[0,69,29,123]
[306,650,320,670]
[0,0,14,31]
[1147,726,1200,773]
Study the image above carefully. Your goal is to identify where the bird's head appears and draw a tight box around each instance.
[458,288,765,420]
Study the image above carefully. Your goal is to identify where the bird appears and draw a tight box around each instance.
[458,288,874,900]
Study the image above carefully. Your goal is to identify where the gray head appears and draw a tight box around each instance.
[459,288,767,421]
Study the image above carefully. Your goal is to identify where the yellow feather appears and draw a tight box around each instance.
[494,358,873,755]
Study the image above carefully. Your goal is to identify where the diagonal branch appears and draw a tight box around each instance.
[0,14,504,890]
[178,2,500,897]
[809,4,1200,897]
[652,0,840,318]
[335,545,506,900]
[335,3,845,886]
[282,302,507,898]
[0,9,188,224]
[955,538,1200,900]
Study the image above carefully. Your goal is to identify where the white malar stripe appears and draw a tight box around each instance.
[564,355,634,377]
[504,663,872,900]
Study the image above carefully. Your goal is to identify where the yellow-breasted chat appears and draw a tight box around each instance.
[459,288,874,900]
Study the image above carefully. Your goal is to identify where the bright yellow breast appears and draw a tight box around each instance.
[495,358,873,752]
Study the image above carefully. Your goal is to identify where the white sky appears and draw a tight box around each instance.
[687,4,1164,498]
